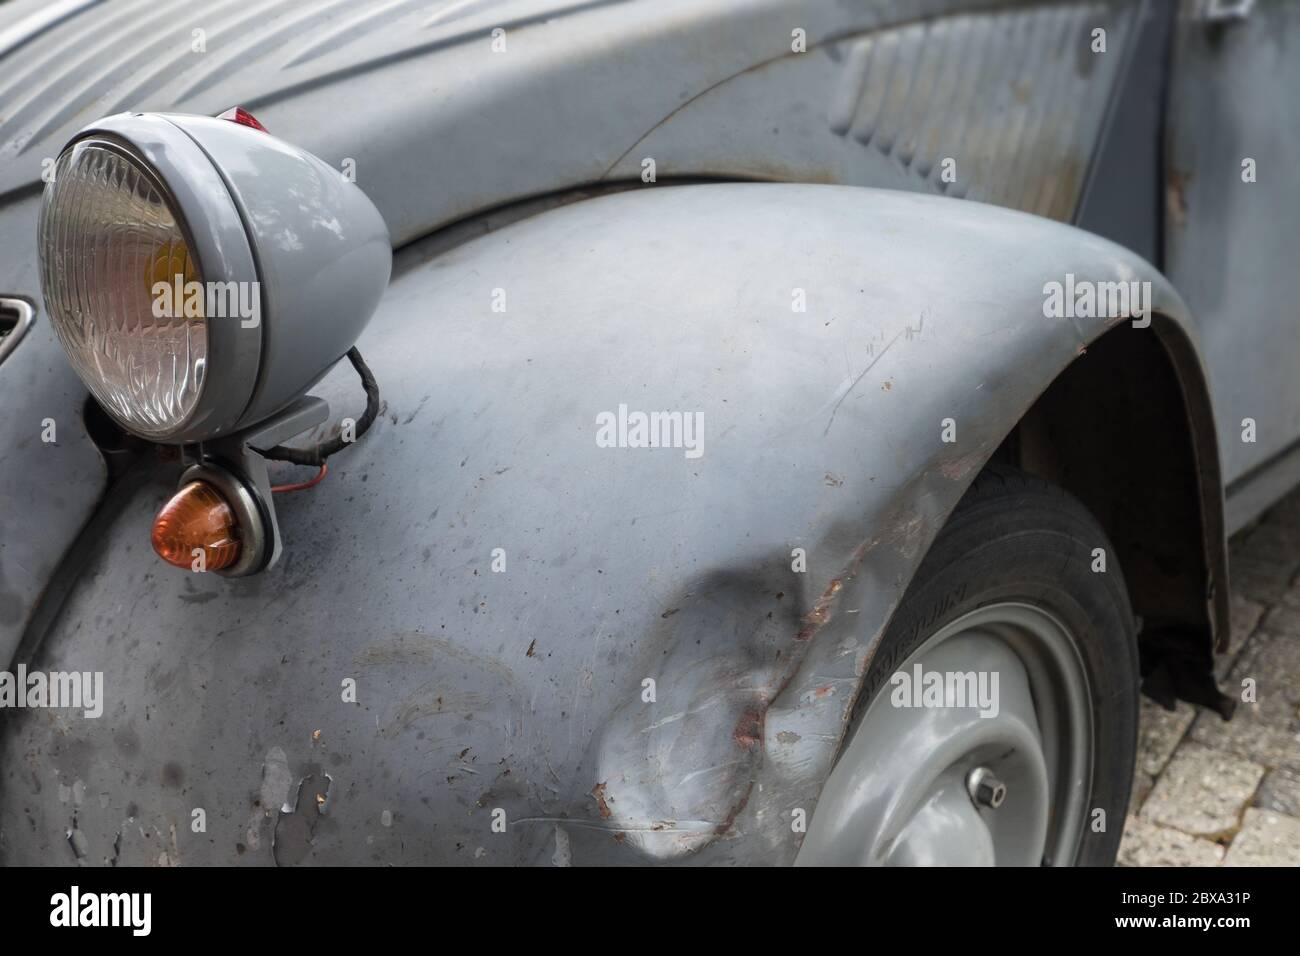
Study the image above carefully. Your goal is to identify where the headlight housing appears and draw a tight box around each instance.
[37,111,390,444]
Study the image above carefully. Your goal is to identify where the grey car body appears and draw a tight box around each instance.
[0,0,1294,864]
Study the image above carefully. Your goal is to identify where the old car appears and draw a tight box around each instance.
[0,0,1293,867]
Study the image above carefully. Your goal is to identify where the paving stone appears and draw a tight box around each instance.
[1118,815,1225,867]
[1258,488,1300,531]
[1125,490,1300,868]
[1137,697,1195,778]
[1229,558,1297,605]
[1191,632,1300,772]
[1254,768,1300,817]
[1222,809,1300,866]
[1249,631,1300,708]
[1216,594,1265,681]
[1141,743,1266,837]
[1232,522,1299,564]
[1260,601,1300,638]
[1190,709,1300,773]
[1227,593,1265,658]
[1130,770,1155,812]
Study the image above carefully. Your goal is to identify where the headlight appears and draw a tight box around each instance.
[37,111,390,444]
[39,141,208,440]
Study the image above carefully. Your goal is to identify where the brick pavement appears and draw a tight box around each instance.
[1120,486,1300,865]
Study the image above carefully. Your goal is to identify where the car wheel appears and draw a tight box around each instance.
[796,466,1139,866]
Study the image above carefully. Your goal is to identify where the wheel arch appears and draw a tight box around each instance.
[1006,313,1230,710]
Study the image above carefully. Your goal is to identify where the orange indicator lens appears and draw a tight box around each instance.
[151,480,241,571]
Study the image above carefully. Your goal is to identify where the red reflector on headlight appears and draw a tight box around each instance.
[217,106,267,133]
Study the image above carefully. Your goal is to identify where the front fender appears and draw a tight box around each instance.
[0,184,1217,865]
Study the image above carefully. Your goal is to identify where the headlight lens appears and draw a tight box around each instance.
[38,140,207,439]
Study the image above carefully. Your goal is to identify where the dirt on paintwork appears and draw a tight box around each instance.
[355,632,526,740]
[938,451,985,482]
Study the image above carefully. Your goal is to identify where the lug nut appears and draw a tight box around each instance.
[966,766,1007,809]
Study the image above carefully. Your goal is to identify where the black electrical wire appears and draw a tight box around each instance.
[262,347,379,467]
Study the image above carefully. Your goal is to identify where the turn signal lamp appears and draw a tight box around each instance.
[151,481,241,571]
[149,463,268,576]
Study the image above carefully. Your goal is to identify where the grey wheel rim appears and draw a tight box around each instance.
[796,602,1093,866]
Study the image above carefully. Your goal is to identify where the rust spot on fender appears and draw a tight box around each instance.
[733,708,763,751]
[590,782,612,820]
[795,578,844,641]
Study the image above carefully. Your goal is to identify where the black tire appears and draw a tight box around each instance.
[849,465,1139,866]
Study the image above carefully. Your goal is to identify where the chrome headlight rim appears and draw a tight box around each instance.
[41,112,263,444]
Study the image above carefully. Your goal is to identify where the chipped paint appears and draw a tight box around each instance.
[552,825,572,866]
[259,747,292,816]
[590,782,613,820]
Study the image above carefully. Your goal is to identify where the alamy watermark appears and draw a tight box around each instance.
[50,886,150,936]
[1042,273,1151,328]
[152,274,260,328]
[595,404,704,459]
[0,665,103,718]
[890,663,999,718]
